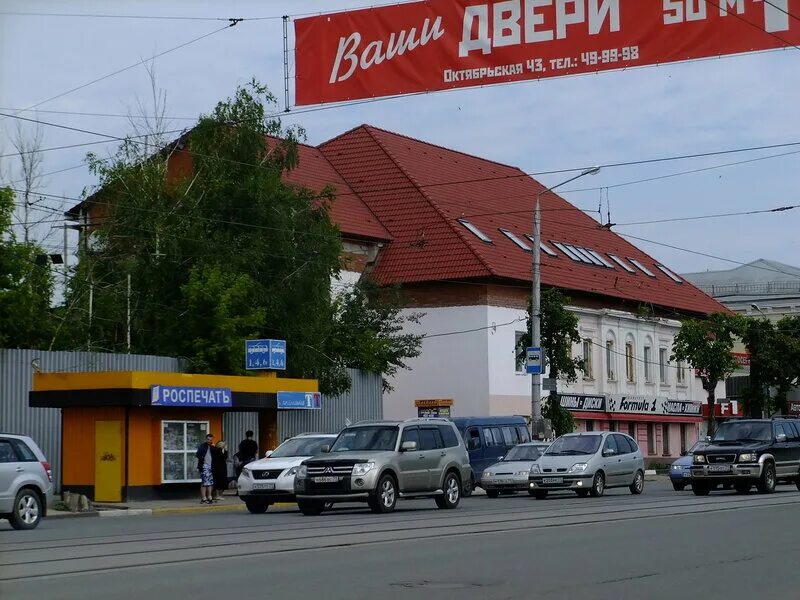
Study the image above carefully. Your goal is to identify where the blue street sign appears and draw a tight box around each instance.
[245,339,287,370]
[526,346,543,375]
[151,385,233,408]
[277,391,322,410]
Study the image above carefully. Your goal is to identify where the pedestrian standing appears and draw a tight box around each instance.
[196,433,215,504]
[212,441,229,501]
[236,430,258,477]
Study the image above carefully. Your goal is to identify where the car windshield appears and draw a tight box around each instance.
[503,445,542,461]
[269,436,332,458]
[330,426,399,452]
[712,422,772,442]
[545,435,602,456]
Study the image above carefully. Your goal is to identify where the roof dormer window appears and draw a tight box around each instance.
[629,258,657,278]
[499,228,531,251]
[457,219,492,243]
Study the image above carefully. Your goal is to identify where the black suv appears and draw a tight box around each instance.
[690,418,800,496]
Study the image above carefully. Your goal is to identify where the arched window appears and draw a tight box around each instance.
[625,335,636,383]
[605,331,617,382]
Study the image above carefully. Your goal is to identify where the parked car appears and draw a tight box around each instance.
[528,432,645,499]
[0,434,53,530]
[482,442,549,497]
[690,418,800,496]
[294,418,472,515]
[669,441,709,491]
[237,433,337,513]
[451,416,532,491]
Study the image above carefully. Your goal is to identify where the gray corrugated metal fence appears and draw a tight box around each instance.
[0,349,183,492]
[278,369,383,439]
[222,412,259,455]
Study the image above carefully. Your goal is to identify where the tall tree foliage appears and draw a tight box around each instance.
[58,82,421,394]
[672,313,741,435]
[0,187,55,348]
[517,289,585,436]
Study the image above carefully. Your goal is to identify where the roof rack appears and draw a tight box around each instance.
[403,417,451,423]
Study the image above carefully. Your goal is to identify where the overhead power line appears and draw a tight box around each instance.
[612,205,799,227]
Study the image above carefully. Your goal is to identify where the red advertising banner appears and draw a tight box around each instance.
[294,0,800,106]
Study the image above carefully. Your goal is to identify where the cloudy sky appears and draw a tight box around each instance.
[1,0,798,276]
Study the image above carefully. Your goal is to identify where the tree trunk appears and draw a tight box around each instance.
[706,386,716,437]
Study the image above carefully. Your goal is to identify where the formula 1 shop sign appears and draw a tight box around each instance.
[294,0,799,105]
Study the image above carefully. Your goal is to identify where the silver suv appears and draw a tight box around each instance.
[294,419,471,515]
[0,434,53,530]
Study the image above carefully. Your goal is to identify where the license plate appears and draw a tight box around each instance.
[683,472,692,478]
[314,476,339,483]
[542,477,563,484]
[708,465,732,473]
[252,482,275,490]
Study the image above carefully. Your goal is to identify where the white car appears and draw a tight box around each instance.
[238,433,337,513]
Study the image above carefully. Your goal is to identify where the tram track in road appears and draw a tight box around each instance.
[3,491,799,582]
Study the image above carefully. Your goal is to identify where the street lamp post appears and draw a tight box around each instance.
[531,167,601,437]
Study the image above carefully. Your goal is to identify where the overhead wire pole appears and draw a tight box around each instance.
[283,16,291,112]
[531,167,600,437]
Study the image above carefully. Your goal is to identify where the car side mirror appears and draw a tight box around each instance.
[264,450,273,458]
[705,436,712,443]
[681,451,688,457]
[776,433,788,443]
[320,445,331,453]
[401,441,418,452]
[498,455,504,461]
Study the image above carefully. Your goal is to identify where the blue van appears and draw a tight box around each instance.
[450,416,531,490]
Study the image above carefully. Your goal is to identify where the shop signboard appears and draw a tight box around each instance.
[151,385,233,408]
[415,398,454,418]
[294,0,800,105]
[559,394,606,412]
[788,401,800,416]
[701,400,744,418]
[277,391,322,410]
[245,339,287,370]
[608,395,701,416]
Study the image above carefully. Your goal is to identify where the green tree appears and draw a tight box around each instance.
[672,313,742,435]
[517,289,585,436]
[0,187,55,348]
[58,82,421,395]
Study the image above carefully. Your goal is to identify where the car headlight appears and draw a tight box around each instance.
[241,467,252,479]
[738,453,758,463]
[352,462,376,477]
[671,465,684,471]
[568,463,588,474]
[529,464,541,474]
[693,454,706,464]
[483,471,493,478]
[516,471,529,476]
[296,465,307,479]
[284,467,298,477]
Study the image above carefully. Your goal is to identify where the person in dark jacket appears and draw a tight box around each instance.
[236,431,258,477]
[195,433,215,504]
[212,441,229,501]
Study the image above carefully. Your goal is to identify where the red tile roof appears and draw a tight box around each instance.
[316,125,725,316]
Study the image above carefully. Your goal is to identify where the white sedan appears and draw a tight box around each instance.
[238,433,337,513]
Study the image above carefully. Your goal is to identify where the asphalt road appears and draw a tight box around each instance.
[2,480,800,599]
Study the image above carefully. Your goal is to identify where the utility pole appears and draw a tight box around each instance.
[531,167,601,436]
[126,274,132,353]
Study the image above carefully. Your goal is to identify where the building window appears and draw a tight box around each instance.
[681,424,688,454]
[457,219,492,243]
[628,422,636,438]
[677,361,686,385]
[609,421,617,432]
[162,421,210,483]
[628,258,657,277]
[647,423,656,455]
[583,339,593,379]
[643,345,653,383]
[625,342,635,383]
[515,331,525,373]
[586,420,594,432]
[606,340,615,381]
[659,348,669,384]
[662,424,671,456]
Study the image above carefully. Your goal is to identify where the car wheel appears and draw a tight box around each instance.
[629,470,644,495]
[692,482,710,496]
[297,500,325,516]
[244,498,269,514]
[589,472,605,498]
[531,491,548,500]
[672,482,686,492]
[576,490,589,498]
[9,489,42,530]
[486,490,500,499]
[435,472,461,509]
[368,474,398,514]
[756,462,776,494]
[734,482,751,494]
[462,476,474,498]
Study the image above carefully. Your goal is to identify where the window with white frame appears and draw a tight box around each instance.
[659,348,669,384]
[162,420,209,483]
[643,345,653,383]
[625,342,635,383]
[676,361,687,385]
[583,339,593,379]
[515,331,526,373]
[606,339,616,381]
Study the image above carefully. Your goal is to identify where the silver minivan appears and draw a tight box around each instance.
[0,434,53,529]
[528,432,645,499]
